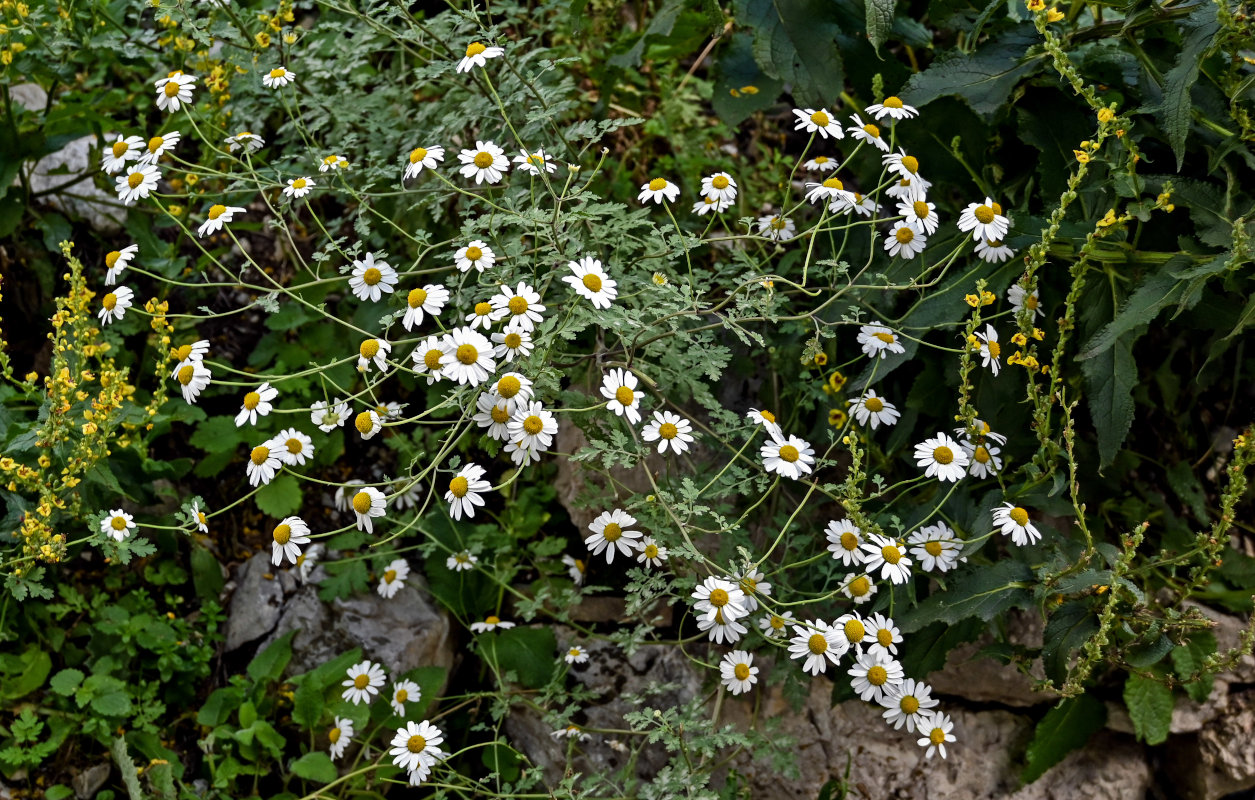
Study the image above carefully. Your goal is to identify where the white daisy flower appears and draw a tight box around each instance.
[692,195,731,216]
[885,175,929,203]
[349,253,398,302]
[865,95,919,122]
[115,164,159,205]
[173,360,212,404]
[103,244,138,285]
[562,256,617,309]
[835,612,871,652]
[882,148,924,182]
[273,428,315,465]
[953,419,1008,447]
[154,71,196,112]
[850,389,900,429]
[506,399,556,453]
[803,155,838,172]
[457,140,509,184]
[720,650,758,695]
[404,145,445,180]
[848,650,904,702]
[189,501,209,533]
[860,532,913,584]
[700,172,737,203]
[440,327,495,386]
[465,301,495,331]
[445,463,490,521]
[454,240,496,273]
[138,130,181,164]
[389,679,420,716]
[97,286,134,325]
[456,40,504,73]
[447,550,478,571]
[564,645,589,665]
[246,443,282,486]
[846,114,889,151]
[857,325,906,360]
[261,66,295,89]
[310,398,351,432]
[357,337,391,373]
[974,324,1002,375]
[401,284,449,332]
[637,177,680,205]
[914,433,970,482]
[512,148,555,175]
[760,431,815,480]
[389,478,422,510]
[562,554,586,585]
[1008,284,1042,319]
[699,609,749,644]
[342,660,387,705]
[898,199,939,234]
[474,392,514,441]
[585,508,642,564]
[804,176,854,206]
[992,502,1042,546]
[225,131,264,153]
[788,620,845,675]
[470,615,515,633]
[412,334,449,384]
[825,519,866,567]
[493,328,534,361]
[320,154,349,172]
[733,568,771,613]
[907,522,966,572]
[885,221,926,259]
[833,191,880,217]
[348,486,387,532]
[865,612,903,658]
[283,177,315,199]
[917,711,956,759]
[692,575,748,623]
[171,339,209,367]
[100,509,135,541]
[635,537,668,566]
[328,717,354,760]
[601,368,644,424]
[840,573,878,605]
[334,480,365,512]
[758,610,797,639]
[490,281,545,331]
[746,408,782,438]
[958,197,1010,242]
[641,410,696,455]
[377,558,410,599]
[197,204,246,238]
[550,725,591,742]
[756,215,796,241]
[881,678,938,732]
[975,236,1015,262]
[792,107,843,139]
[270,516,311,566]
[101,135,144,174]
[963,439,1003,479]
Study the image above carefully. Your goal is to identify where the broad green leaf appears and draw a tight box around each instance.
[733,0,843,108]
[897,618,984,677]
[188,416,250,455]
[191,546,226,602]
[1126,634,1175,668]
[255,474,303,518]
[1157,4,1219,170]
[1078,256,1209,361]
[1123,674,1173,745]
[197,687,243,727]
[49,668,84,696]
[289,751,338,783]
[1170,631,1217,703]
[864,0,894,55]
[607,1,685,69]
[1022,695,1107,783]
[247,630,295,683]
[91,691,133,717]
[896,560,1034,632]
[899,26,1042,119]
[1081,327,1139,469]
[1042,601,1099,684]
[712,33,786,127]
[481,741,522,782]
[483,627,557,689]
[1,647,51,701]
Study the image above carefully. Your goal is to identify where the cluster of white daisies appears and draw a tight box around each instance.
[333,660,445,785]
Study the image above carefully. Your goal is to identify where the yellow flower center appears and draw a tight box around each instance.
[250,445,270,465]
[105,250,122,268]
[643,544,659,558]
[568,648,581,658]
[740,577,757,594]
[882,544,902,564]
[711,175,730,189]
[582,273,603,292]
[1010,507,1029,526]
[110,516,128,531]
[899,155,919,174]
[602,522,622,542]
[847,576,871,596]
[495,375,521,398]
[395,689,408,702]
[912,201,930,218]
[930,727,947,745]
[207,204,226,220]
[877,630,895,648]
[757,410,776,423]
[362,267,382,285]
[286,438,302,454]
[974,205,996,224]
[770,217,786,230]
[895,226,915,244]
[490,405,509,423]
[705,588,729,608]
[127,172,145,189]
[822,177,844,190]
[507,296,528,315]
[874,332,895,344]
[269,68,286,79]
[808,633,828,654]
[423,349,443,371]
[863,397,885,413]
[291,178,307,190]
[733,663,750,680]
[648,178,668,191]
[974,446,991,464]
[163,83,180,97]
[770,615,785,630]
[353,673,369,689]
[355,412,375,434]
[884,96,904,109]
[235,392,260,413]
[658,422,678,439]
[503,332,522,349]
[1026,294,1039,309]
[901,695,920,713]
[527,153,544,166]
[408,287,428,308]
[465,41,486,57]
[352,491,372,514]
[778,444,799,463]
[933,446,954,465]
[809,110,830,126]
[456,344,478,364]
[862,123,880,138]
[409,147,427,164]
[987,341,1001,358]
[522,415,544,435]
[111,141,129,157]
[360,339,380,359]
[329,727,341,743]
[102,292,119,311]
[408,734,427,755]
[448,476,469,498]
[844,619,866,642]
[615,386,635,406]
[273,524,291,545]
[925,541,943,556]
[867,665,888,685]
[473,151,494,168]
[383,569,397,584]
[839,531,859,551]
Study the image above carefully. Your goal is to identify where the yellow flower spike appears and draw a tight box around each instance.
[1073,150,1090,164]
[1046,7,1065,22]
[1097,107,1115,124]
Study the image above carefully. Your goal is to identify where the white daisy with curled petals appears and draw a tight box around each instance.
[637,177,679,205]
[272,428,315,465]
[310,398,350,432]
[974,324,1002,376]
[101,509,135,542]
[835,612,871,652]
[700,172,737,203]
[115,164,159,205]
[746,408,781,438]
[691,576,747,623]
[857,325,906,360]
[98,286,134,325]
[473,392,514,441]
[636,537,668,566]
[804,176,854,206]
[488,371,534,414]
[101,135,144,174]
[506,400,557,454]
[320,154,349,172]
[733,568,771,613]
[865,95,919,122]
[283,176,315,199]
[457,41,504,73]
[138,130,181,164]
[760,431,815,480]
[883,148,925,183]
[512,148,555,175]
[412,335,449,385]
[225,131,264,153]
[357,337,391,373]
[917,711,956,759]
[881,678,938,732]
[154,71,196,112]
[898,199,939,234]
[490,281,546,332]
[445,463,490,520]
[446,550,478,571]
[758,610,797,639]
[564,645,589,664]
[585,508,642,564]
[189,501,209,534]
[699,609,748,644]
[957,196,1010,242]
[173,360,211,404]
[834,191,880,217]
[692,195,730,216]
[641,410,695,455]
[197,204,246,238]
[840,573,878,605]
[454,240,496,273]
[788,619,844,675]
[465,301,495,331]
[825,519,866,567]
[976,238,1015,263]
[328,717,353,760]
[914,433,970,482]
[389,679,420,716]
[601,368,644,424]
[885,222,926,259]
[860,532,913,585]
[103,244,138,285]
[1007,284,1042,319]
[850,389,900,429]
[963,439,1003,479]
[246,442,282,487]
[270,516,311,566]
[866,612,903,659]
[562,554,585,585]
[349,253,398,302]
[440,327,495,386]
[402,284,450,331]
[792,107,843,139]
[377,558,410,599]
[470,615,515,633]
[846,114,889,151]
[907,522,966,572]
[803,155,838,172]
[350,486,387,533]
[342,660,386,705]
[562,256,617,309]
[756,214,796,241]
[404,145,445,180]
[261,66,295,88]
[992,502,1042,546]
[458,140,509,184]
[720,650,758,695]
[848,650,904,702]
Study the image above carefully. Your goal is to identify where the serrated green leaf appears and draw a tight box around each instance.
[1157,4,1219,170]
[896,560,1034,632]
[712,33,786,127]
[1081,327,1139,468]
[188,416,250,455]
[289,751,338,783]
[1077,257,1197,361]
[899,26,1041,119]
[1123,674,1173,745]
[864,0,894,55]
[482,627,557,689]
[49,668,84,696]
[1171,631,1217,703]
[1042,601,1099,684]
[733,0,843,108]
[91,691,133,717]
[898,618,984,677]
[255,474,303,518]
[1022,695,1107,783]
